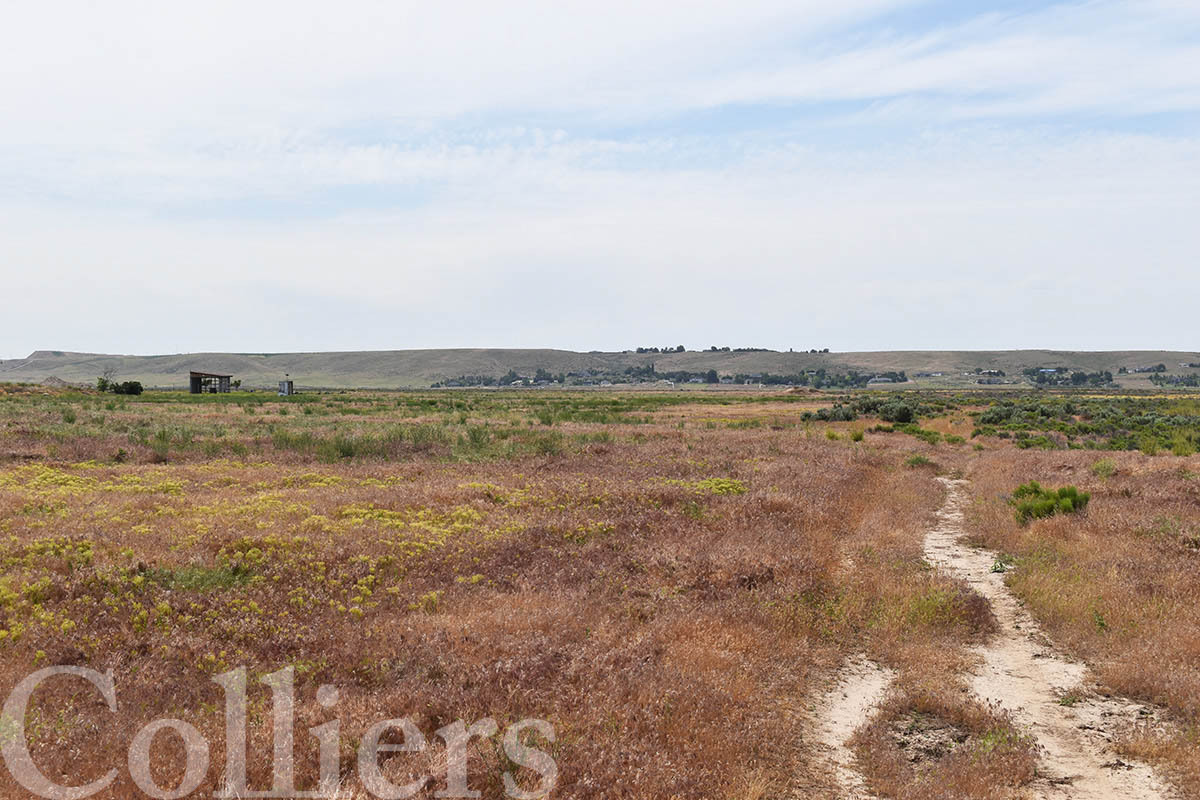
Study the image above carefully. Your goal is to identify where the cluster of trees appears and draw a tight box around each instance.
[1120,364,1167,374]
[433,375,499,387]
[1150,374,1200,387]
[702,346,830,353]
[96,375,144,395]
[434,364,890,388]
[435,369,567,387]
[1023,368,1114,387]
[733,370,905,388]
[635,346,686,354]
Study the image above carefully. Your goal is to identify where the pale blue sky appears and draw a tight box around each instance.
[1,1,1198,357]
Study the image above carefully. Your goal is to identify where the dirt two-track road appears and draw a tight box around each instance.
[814,477,1177,800]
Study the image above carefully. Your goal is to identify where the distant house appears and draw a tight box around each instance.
[278,379,295,396]
[190,371,232,394]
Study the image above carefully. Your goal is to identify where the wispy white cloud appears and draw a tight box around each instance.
[1,1,1198,356]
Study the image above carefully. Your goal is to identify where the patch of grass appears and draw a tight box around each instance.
[667,477,748,495]
[1010,481,1090,524]
[143,564,254,591]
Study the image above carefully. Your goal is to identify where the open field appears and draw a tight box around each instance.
[0,385,1196,798]
[3,348,1200,390]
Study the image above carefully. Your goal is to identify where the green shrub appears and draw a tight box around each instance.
[466,425,491,448]
[1015,435,1057,450]
[815,405,856,422]
[150,439,170,463]
[850,429,865,442]
[1011,481,1090,524]
[879,402,915,423]
[1170,435,1197,457]
[916,429,941,445]
[528,431,564,456]
[1090,459,1116,479]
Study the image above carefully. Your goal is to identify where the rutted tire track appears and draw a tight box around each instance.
[925,477,1176,800]
[812,657,896,799]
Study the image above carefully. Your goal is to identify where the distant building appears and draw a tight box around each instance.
[190,371,232,394]
[278,379,295,396]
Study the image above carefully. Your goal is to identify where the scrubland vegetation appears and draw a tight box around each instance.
[0,383,1195,797]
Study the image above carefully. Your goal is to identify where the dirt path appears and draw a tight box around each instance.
[926,477,1176,800]
[812,656,896,799]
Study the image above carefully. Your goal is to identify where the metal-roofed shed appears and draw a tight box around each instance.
[190,371,232,393]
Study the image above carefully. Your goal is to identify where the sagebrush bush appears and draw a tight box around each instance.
[880,402,915,423]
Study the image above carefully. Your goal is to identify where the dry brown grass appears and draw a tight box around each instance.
[962,448,1200,794]
[0,389,1066,798]
[851,684,1037,800]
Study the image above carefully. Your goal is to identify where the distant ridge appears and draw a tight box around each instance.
[2,348,1198,390]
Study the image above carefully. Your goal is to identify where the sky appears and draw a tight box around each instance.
[2,0,1199,358]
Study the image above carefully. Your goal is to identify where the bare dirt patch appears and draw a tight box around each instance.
[887,711,970,768]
